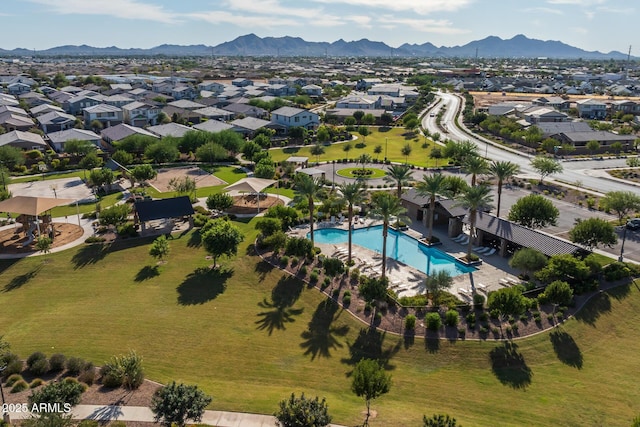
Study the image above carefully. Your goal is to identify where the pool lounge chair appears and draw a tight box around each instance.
[477,283,487,292]
[458,237,469,245]
[452,234,467,242]
[483,248,497,256]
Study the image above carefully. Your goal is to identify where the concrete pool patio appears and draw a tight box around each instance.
[288,219,523,301]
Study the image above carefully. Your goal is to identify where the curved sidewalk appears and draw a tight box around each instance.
[7,404,347,427]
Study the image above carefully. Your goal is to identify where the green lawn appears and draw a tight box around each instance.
[269,127,446,168]
[10,170,87,184]
[1,225,639,426]
[336,167,387,179]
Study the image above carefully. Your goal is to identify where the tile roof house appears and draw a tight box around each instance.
[83,104,124,128]
[147,123,193,138]
[0,111,34,131]
[0,94,19,107]
[192,107,233,121]
[167,99,206,110]
[0,130,48,151]
[230,117,273,136]
[36,111,77,133]
[271,107,319,130]
[193,120,234,133]
[576,98,607,119]
[47,128,101,152]
[101,123,159,145]
[222,103,267,119]
[30,103,65,117]
[63,95,102,115]
[122,102,161,127]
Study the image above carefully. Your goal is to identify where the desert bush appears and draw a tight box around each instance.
[100,351,144,390]
[473,293,485,309]
[66,357,86,376]
[323,257,344,277]
[78,364,96,386]
[27,352,49,376]
[309,271,319,283]
[425,312,442,330]
[30,378,45,388]
[29,380,85,407]
[405,314,417,330]
[49,354,66,372]
[445,310,459,327]
[343,295,351,305]
[11,380,29,393]
[2,355,23,377]
[6,374,23,387]
[27,352,46,370]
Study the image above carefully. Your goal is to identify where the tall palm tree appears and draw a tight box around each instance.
[338,181,366,264]
[294,173,324,247]
[415,173,448,243]
[369,192,409,280]
[489,160,520,217]
[443,176,468,198]
[463,155,489,186]
[383,164,413,199]
[456,184,494,260]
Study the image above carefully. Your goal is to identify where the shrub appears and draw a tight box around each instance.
[343,294,351,305]
[11,380,29,393]
[405,314,417,330]
[398,294,428,307]
[284,237,314,258]
[116,222,137,238]
[323,277,331,287]
[603,262,631,281]
[30,378,45,388]
[49,353,67,372]
[332,288,340,298]
[101,350,144,390]
[375,311,383,322]
[299,265,307,276]
[2,353,23,377]
[85,236,106,244]
[479,326,489,334]
[425,312,442,330]
[323,257,344,277]
[29,358,49,376]
[445,310,459,326]
[78,421,100,427]
[350,268,360,281]
[309,271,319,283]
[465,312,476,324]
[279,255,289,266]
[29,380,85,407]
[78,367,96,386]
[27,352,47,370]
[291,256,299,266]
[66,357,86,376]
[6,374,23,387]
[479,312,488,322]
[473,293,485,309]
[100,364,123,388]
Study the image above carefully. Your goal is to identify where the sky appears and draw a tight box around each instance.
[0,0,636,54]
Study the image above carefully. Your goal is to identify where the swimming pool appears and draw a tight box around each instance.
[312,225,476,277]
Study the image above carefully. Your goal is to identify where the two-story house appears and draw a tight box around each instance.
[37,111,77,133]
[63,95,102,116]
[83,104,124,128]
[610,100,640,115]
[575,98,607,119]
[270,107,319,131]
[122,101,161,127]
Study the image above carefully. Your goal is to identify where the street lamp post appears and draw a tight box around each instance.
[384,137,388,162]
[332,161,335,191]
[619,225,628,262]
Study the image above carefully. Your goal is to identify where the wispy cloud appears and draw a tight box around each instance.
[376,16,470,34]
[570,26,588,34]
[525,7,563,15]
[311,0,474,15]
[222,0,323,19]
[26,0,177,23]
[187,10,300,28]
[597,6,635,14]
[547,0,605,5]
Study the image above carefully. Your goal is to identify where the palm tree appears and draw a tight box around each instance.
[415,173,448,243]
[443,176,468,197]
[294,173,324,247]
[339,182,366,264]
[383,164,413,198]
[463,155,489,186]
[456,184,494,260]
[489,160,520,217]
[369,192,409,280]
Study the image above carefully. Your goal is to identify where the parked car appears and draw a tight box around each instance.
[626,218,640,230]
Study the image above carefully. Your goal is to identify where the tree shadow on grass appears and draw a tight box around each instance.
[342,327,401,373]
[255,276,305,335]
[4,265,42,292]
[425,334,440,354]
[489,341,532,390]
[300,299,350,360]
[187,230,201,248]
[403,330,415,349]
[71,244,110,269]
[549,329,583,369]
[254,260,274,282]
[176,266,233,305]
[574,291,611,327]
[134,265,159,282]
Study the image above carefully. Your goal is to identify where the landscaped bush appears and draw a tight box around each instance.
[309,271,319,284]
[193,213,209,227]
[279,255,289,266]
[262,231,287,251]
[116,222,137,238]
[398,295,428,307]
[343,294,351,305]
[284,237,314,258]
[29,378,44,388]
[425,312,442,331]
[445,310,459,326]
[322,277,331,288]
[11,380,28,393]
[405,314,417,330]
[78,363,96,386]
[85,236,106,244]
[299,266,308,276]
[323,257,344,277]
[27,352,49,376]
[49,353,66,372]
[29,379,85,407]
[1,354,23,377]
[5,374,23,387]
[100,351,144,390]
[66,357,86,376]
[473,293,485,309]
[350,268,360,282]
[603,262,631,281]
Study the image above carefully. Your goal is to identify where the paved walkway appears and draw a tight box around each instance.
[6,404,347,427]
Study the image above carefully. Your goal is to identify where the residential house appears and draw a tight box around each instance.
[192,107,233,121]
[610,100,640,115]
[63,95,102,115]
[575,98,607,119]
[0,94,19,107]
[167,99,206,110]
[0,111,34,131]
[265,84,295,97]
[519,106,568,124]
[147,123,192,138]
[122,101,161,127]
[335,95,380,110]
[532,96,571,111]
[198,81,225,93]
[171,85,197,100]
[18,92,51,108]
[127,88,152,101]
[230,117,273,137]
[222,103,267,119]
[301,84,322,97]
[161,105,203,125]
[30,103,65,117]
[36,111,77,133]
[47,128,101,152]
[193,120,234,133]
[356,78,383,91]
[232,78,253,87]
[7,82,31,95]
[271,107,319,130]
[556,130,636,150]
[83,104,123,128]
[534,121,593,138]
[0,130,48,151]
[101,123,158,145]
[102,94,135,108]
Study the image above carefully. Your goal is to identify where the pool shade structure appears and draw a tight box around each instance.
[224,177,276,212]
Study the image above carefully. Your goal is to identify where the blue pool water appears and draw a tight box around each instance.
[312,225,476,277]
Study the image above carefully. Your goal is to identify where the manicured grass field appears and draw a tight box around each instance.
[336,167,387,179]
[269,127,445,168]
[1,225,639,426]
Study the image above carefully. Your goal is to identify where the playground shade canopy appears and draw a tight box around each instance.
[224,177,276,194]
[0,196,75,216]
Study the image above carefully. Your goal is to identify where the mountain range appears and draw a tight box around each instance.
[0,34,630,60]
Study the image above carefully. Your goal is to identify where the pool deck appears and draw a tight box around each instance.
[289,218,522,301]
